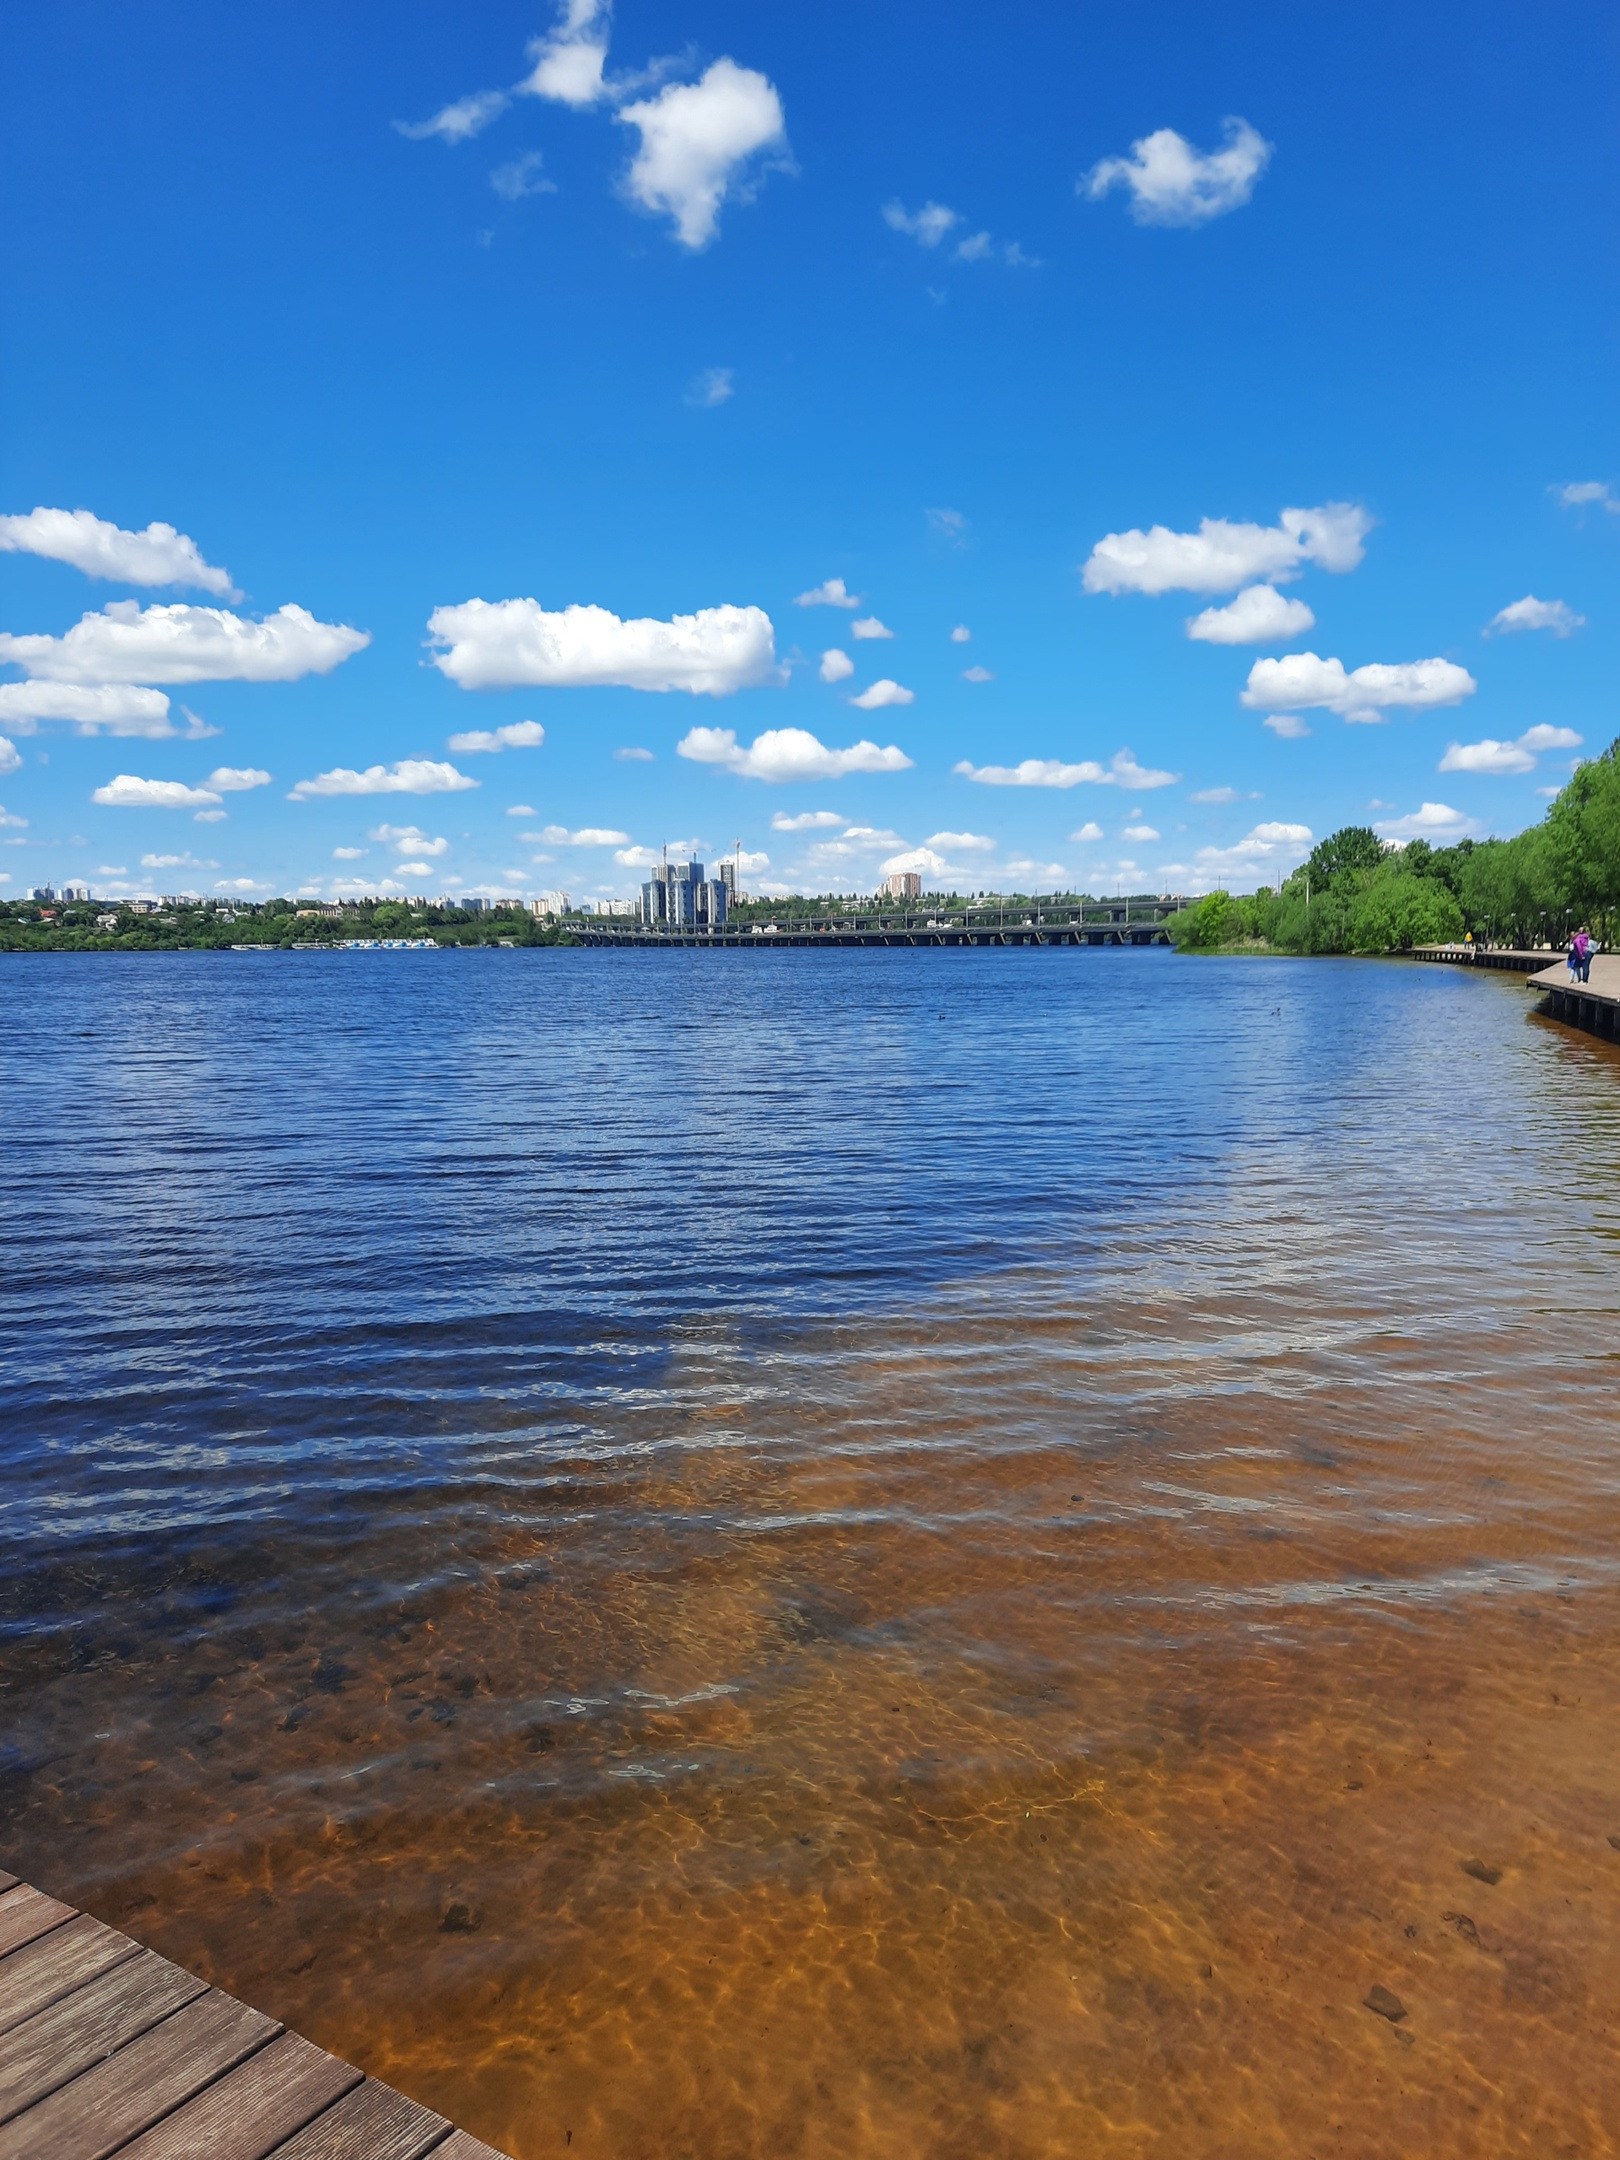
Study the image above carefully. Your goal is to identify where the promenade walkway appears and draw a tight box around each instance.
[1528,953,1620,1041]
[0,1868,509,2160]
[1411,944,1558,973]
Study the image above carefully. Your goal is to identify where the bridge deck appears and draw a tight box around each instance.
[573,924,1174,949]
[0,1869,508,2160]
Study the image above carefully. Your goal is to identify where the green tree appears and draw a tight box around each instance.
[1305,826,1385,887]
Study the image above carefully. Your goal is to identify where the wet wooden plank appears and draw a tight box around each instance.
[0,1886,74,1961]
[434,2135,510,2160]
[264,2078,453,2160]
[0,1947,205,2125]
[0,1988,276,2160]
[113,2029,363,2160]
[0,1916,139,2039]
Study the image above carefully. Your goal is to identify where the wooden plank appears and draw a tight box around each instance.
[0,1886,75,1960]
[0,1878,17,1899]
[113,2030,363,2160]
[263,2078,452,2160]
[0,1989,276,2160]
[0,1947,205,2125]
[0,1916,139,2039]
[433,2136,510,2160]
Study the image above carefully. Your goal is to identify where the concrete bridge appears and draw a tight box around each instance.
[571,898,1186,950]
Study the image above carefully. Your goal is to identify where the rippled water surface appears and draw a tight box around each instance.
[4,949,1620,2159]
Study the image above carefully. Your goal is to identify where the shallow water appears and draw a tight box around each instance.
[3,948,1619,2158]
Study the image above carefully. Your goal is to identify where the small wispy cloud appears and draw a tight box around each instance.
[491,151,556,201]
[686,366,734,407]
[395,91,511,145]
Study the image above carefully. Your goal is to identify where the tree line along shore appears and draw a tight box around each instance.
[1167,736,1619,957]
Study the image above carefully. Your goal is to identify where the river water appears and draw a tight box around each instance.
[2,948,1618,2159]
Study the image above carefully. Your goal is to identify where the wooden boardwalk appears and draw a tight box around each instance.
[0,1867,511,2160]
[1411,943,1561,974]
[1528,953,1620,1041]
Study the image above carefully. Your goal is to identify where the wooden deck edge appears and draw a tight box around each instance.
[0,1869,515,2160]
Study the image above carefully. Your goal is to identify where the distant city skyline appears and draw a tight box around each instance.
[1,1,1612,907]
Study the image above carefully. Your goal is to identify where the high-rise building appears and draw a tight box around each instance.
[879,870,922,900]
[641,858,730,930]
[531,891,571,917]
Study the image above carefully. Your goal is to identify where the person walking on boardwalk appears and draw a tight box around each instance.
[1567,929,1583,982]
[1574,926,1594,983]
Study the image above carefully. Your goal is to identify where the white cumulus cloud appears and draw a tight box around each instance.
[1486,594,1584,637]
[289,760,479,800]
[1189,786,1239,804]
[879,846,949,879]
[1070,821,1105,841]
[1554,481,1616,512]
[614,746,654,761]
[795,577,861,609]
[0,507,237,596]
[205,766,270,792]
[1242,651,1476,724]
[772,809,845,831]
[447,720,547,752]
[677,725,913,782]
[1186,583,1315,644]
[395,90,511,143]
[1438,724,1582,775]
[1375,802,1481,841]
[962,665,994,683]
[0,739,21,776]
[372,824,449,857]
[1186,820,1313,886]
[92,774,222,809]
[950,625,971,643]
[1084,504,1370,596]
[534,824,629,845]
[1082,118,1272,226]
[617,59,788,250]
[332,846,366,860]
[850,678,913,710]
[427,597,775,694]
[954,748,1178,789]
[0,602,369,685]
[1122,823,1161,842]
[1263,714,1312,739]
[521,0,612,107]
[924,829,994,851]
[0,682,176,736]
[850,616,893,640]
[819,648,854,683]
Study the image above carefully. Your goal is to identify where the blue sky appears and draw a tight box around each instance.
[2,0,1614,905]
